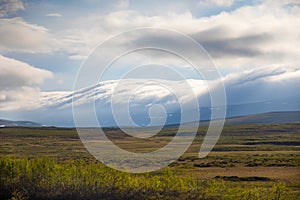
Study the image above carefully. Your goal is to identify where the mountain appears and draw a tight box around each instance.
[1,75,299,127]
[0,119,42,127]
[1,111,299,128]
[197,111,300,126]
[122,100,300,127]
[224,111,300,124]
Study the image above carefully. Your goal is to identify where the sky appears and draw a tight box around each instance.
[0,0,300,126]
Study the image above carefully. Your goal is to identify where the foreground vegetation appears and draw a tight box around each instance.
[1,156,299,200]
[0,123,299,199]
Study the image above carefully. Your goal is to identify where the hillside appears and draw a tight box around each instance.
[1,111,299,128]
[0,119,42,127]
[197,111,300,126]
[225,111,300,124]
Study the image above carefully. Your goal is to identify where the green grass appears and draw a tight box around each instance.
[0,156,299,200]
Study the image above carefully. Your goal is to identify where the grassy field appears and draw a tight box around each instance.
[0,123,299,199]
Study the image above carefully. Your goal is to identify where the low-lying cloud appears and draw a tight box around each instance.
[1,64,299,126]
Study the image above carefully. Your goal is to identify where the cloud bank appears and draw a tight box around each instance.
[1,64,299,126]
[0,55,53,110]
[56,1,300,72]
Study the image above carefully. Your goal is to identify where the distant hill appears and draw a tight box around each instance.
[0,119,42,127]
[1,111,299,128]
[198,111,300,126]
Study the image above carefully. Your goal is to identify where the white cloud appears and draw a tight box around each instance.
[1,1,297,73]
[0,55,53,110]
[222,65,300,104]
[281,0,300,4]
[0,0,24,17]
[57,1,300,76]
[45,13,62,17]
[0,17,58,53]
[212,0,235,7]
[2,64,298,110]
[198,0,235,7]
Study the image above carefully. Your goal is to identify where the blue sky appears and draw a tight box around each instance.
[0,0,299,126]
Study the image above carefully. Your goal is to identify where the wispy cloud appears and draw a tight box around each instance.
[198,0,235,8]
[0,17,58,53]
[45,13,62,17]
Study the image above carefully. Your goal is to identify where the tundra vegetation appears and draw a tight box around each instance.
[0,123,299,199]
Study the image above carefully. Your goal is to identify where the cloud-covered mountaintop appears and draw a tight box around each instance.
[1,65,298,127]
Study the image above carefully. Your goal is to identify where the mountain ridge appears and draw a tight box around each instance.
[1,111,299,128]
[0,119,42,127]
[198,111,300,126]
